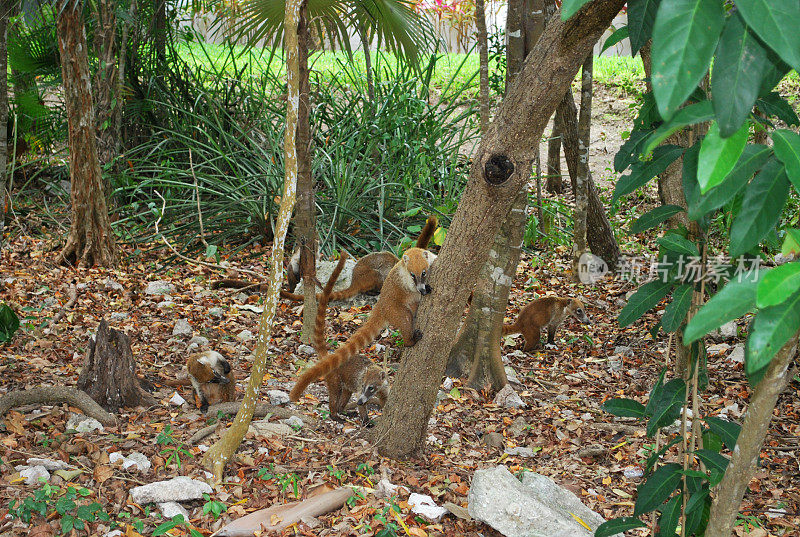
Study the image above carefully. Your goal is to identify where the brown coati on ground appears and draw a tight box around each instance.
[502,297,592,351]
[186,350,236,411]
[211,216,438,301]
[290,245,436,403]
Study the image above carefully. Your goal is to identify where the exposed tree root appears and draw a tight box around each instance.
[0,386,116,425]
[207,402,316,426]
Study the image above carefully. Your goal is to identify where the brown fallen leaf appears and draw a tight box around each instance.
[94,464,113,483]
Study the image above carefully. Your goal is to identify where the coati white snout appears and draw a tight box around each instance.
[187,350,235,411]
[503,297,591,351]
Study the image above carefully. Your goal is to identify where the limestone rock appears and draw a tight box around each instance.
[248,420,294,437]
[145,280,174,295]
[20,465,50,485]
[158,502,190,521]
[408,493,447,522]
[267,390,290,405]
[67,415,104,433]
[26,458,73,471]
[494,384,525,409]
[130,477,212,504]
[720,321,737,338]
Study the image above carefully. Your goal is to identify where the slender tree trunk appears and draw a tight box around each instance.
[359,25,374,106]
[505,0,524,91]
[475,0,489,133]
[0,0,11,250]
[93,0,118,168]
[572,54,592,280]
[56,0,117,267]
[153,0,166,66]
[372,0,626,460]
[296,4,318,344]
[545,116,563,194]
[555,92,620,270]
[705,331,799,537]
[115,0,135,158]
[202,0,303,480]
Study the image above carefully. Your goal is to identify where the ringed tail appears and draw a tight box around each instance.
[416,215,439,249]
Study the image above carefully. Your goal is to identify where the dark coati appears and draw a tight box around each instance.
[290,246,435,403]
[502,297,592,351]
[187,351,236,411]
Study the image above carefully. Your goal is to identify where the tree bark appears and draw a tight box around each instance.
[555,91,620,270]
[0,0,11,250]
[372,0,626,460]
[56,0,117,267]
[545,115,563,194]
[153,0,166,66]
[359,25,374,106]
[202,0,303,480]
[705,331,799,537]
[92,0,118,168]
[476,0,490,133]
[505,0,524,93]
[572,54,592,279]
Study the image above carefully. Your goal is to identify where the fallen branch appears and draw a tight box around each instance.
[188,424,218,445]
[593,422,640,435]
[0,386,116,425]
[207,402,317,426]
[43,282,78,334]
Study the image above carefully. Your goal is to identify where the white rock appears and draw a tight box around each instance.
[26,458,73,471]
[67,415,104,433]
[123,452,151,472]
[521,473,607,530]
[408,493,447,522]
[110,312,129,321]
[20,465,50,485]
[130,477,212,504]
[623,466,644,480]
[728,345,745,363]
[504,447,536,458]
[441,377,454,391]
[248,420,294,437]
[105,278,124,291]
[707,343,731,355]
[720,321,737,338]
[614,346,633,357]
[494,384,526,409]
[145,280,175,295]
[236,330,254,342]
[209,307,225,318]
[158,502,190,521]
[267,390,290,405]
[374,478,399,499]
[170,392,187,406]
[283,416,303,429]
[504,366,521,384]
[105,530,123,537]
[173,319,192,337]
[774,253,795,265]
[188,336,210,347]
[606,355,623,373]
[297,344,316,356]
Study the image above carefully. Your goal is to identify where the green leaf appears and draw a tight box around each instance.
[772,129,800,192]
[0,303,20,343]
[628,0,662,53]
[711,12,767,137]
[729,157,791,258]
[688,144,771,220]
[735,0,800,74]
[646,378,685,437]
[153,520,180,536]
[655,495,681,537]
[684,275,759,344]
[685,487,710,514]
[630,205,685,234]
[613,145,685,202]
[695,449,729,485]
[757,263,800,308]
[601,26,629,54]
[657,233,700,259]
[697,121,749,193]
[644,100,714,155]
[603,398,647,419]
[705,416,741,451]
[651,0,725,119]
[756,92,800,127]
[634,463,683,515]
[662,284,693,333]
[619,280,674,328]
[782,228,800,257]
[595,517,647,537]
[561,0,592,20]
[746,289,800,383]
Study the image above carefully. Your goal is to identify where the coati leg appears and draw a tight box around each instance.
[522,326,542,352]
[395,306,422,346]
[547,325,557,345]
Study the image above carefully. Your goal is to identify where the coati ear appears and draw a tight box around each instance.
[424,250,437,264]
[402,253,409,265]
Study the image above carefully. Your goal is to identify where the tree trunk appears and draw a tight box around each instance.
[476,0,489,133]
[359,25,374,106]
[56,0,117,267]
[0,0,11,250]
[372,0,626,460]
[555,91,620,270]
[505,0,524,93]
[545,115,563,194]
[296,4,318,345]
[202,0,303,480]
[572,54,592,280]
[92,0,118,168]
[77,320,155,411]
[153,0,166,65]
[115,0,135,158]
[705,331,799,537]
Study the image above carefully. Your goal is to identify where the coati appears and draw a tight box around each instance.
[290,246,436,403]
[210,245,321,294]
[187,350,235,411]
[502,297,592,351]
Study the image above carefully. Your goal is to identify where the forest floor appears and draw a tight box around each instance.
[2,81,800,537]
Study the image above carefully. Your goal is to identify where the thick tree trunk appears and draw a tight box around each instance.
[202,0,302,480]
[0,0,10,250]
[705,331,799,537]
[476,0,489,133]
[572,54,592,279]
[555,92,620,270]
[56,0,117,267]
[372,0,626,460]
[93,0,118,167]
[296,5,318,344]
[545,116,563,194]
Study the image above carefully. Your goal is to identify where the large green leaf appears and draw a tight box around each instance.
[705,416,741,451]
[630,205,685,234]
[619,280,674,327]
[759,51,792,97]
[658,233,700,258]
[655,495,681,537]
[601,26,629,54]
[729,157,791,257]
[756,92,800,128]
[783,228,800,257]
[735,0,800,74]
[688,144,771,220]
[603,398,647,418]
[646,378,685,437]
[662,284,693,333]
[651,0,725,119]
[595,517,647,537]
[695,449,729,486]
[772,129,800,192]
[613,145,685,202]
[697,121,749,194]
[560,0,591,20]
[644,100,714,155]
[746,289,800,383]
[0,303,20,343]
[711,12,767,137]
[683,275,759,344]
[634,463,683,515]
[628,0,662,53]
[757,263,800,308]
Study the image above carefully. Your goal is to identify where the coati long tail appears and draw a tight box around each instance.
[416,215,439,249]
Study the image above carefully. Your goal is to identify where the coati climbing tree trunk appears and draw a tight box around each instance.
[55,0,117,267]
[92,0,118,168]
[545,116,563,194]
[295,3,318,345]
[0,0,11,250]
[373,0,626,460]
[705,331,799,537]
[555,91,620,270]
[77,320,155,411]
[571,54,592,280]
[202,0,302,480]
[475,0,489,133]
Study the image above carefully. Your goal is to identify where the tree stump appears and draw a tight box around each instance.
[77,320,154,411]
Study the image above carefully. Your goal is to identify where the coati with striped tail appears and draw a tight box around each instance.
[502,297,592,351]
[290,245,436,403]
[187,350,235,411]
[306,252,389,423]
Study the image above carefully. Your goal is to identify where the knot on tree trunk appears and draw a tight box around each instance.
[484,154,515,185]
